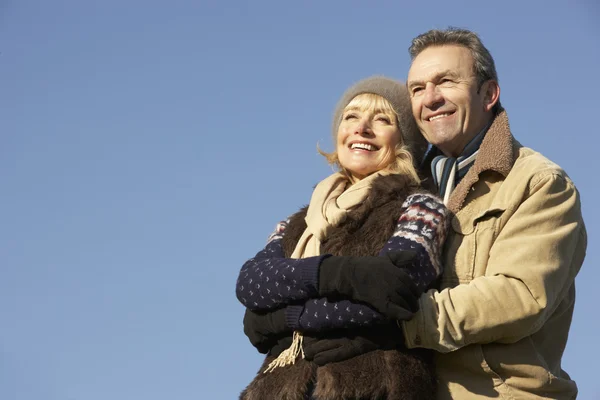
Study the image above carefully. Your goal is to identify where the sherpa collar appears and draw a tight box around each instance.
[447,108,516,213]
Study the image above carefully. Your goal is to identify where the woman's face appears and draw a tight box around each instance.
[336,95,401,181]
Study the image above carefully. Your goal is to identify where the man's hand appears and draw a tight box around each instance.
[243,308,289,354]
[269,336,294,357]
[303,324,404,366]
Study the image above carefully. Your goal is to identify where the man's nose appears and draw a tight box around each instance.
[423,83,444,109]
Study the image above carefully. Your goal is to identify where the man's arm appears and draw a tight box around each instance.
[403,172,586,352]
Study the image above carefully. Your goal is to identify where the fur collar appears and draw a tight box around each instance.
[448,108,516,213]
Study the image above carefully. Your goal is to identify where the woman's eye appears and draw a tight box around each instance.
[344,113,357,120]
[376,116,391,124]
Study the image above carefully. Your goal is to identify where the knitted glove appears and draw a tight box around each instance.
[318,251,420,321]
[303,323,404,366]
[243,308,290,354]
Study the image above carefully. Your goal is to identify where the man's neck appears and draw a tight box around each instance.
[440,119,493,158]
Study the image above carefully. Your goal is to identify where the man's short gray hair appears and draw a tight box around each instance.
[409,28,499,103]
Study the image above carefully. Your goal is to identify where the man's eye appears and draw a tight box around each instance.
[412,87,423,95]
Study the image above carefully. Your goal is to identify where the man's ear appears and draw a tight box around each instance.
[480,80,500,112]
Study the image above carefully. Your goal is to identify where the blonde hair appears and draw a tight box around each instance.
[319,93,421,184]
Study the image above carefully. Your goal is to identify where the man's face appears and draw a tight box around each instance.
[407,45,495,157]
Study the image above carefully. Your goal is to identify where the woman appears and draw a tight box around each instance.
[236,76,449,400]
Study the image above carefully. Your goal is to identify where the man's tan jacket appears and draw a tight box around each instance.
[403,109,587,399]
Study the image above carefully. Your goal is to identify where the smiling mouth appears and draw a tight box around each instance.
[427,112,454,121]
[350,143,378,151]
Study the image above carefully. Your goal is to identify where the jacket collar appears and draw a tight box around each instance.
[447,108,516,213]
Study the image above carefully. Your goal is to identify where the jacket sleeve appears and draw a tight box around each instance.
[403,172,587,352]
[235,219,324,311]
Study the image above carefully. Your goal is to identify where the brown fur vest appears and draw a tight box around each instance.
[240,174,437,400]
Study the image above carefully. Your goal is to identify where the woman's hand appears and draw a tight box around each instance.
[318,251,421,321]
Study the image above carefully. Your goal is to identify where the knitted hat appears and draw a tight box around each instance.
[331,75,428,165]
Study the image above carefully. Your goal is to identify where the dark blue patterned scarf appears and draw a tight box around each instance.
[431,124,490,204]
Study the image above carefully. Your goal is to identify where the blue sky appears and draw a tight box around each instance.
[1,1,598,399]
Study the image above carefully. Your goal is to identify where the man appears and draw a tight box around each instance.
[403,27,587,399]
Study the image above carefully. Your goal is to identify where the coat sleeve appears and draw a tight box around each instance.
[235,219,324,311]
[402,172,587,352]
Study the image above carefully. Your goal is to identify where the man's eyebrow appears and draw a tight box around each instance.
[440,70,460,80]
[407,79,424,89]
[408,70,460,88]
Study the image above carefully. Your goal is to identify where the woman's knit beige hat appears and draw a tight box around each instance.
[331,75,428,164]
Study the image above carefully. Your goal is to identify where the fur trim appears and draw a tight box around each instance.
[282,206,309,259]
[314,348,435,400]
[240,357,316,400]
[447,108,516,212]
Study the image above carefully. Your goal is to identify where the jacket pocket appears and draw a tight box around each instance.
[480,339,577,399]
[448,207,505,283]
[475,344,509,387]
[471,207,505,279]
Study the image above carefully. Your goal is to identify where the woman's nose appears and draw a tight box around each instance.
[354,118,373,135]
